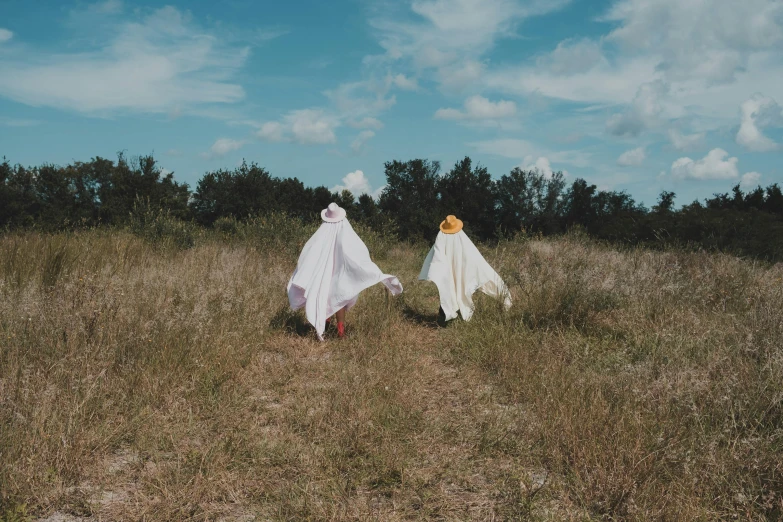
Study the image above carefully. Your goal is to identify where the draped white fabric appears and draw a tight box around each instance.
[418,230,512,321]
[287,219,403,339]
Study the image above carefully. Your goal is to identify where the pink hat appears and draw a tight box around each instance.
[321,202,347,222]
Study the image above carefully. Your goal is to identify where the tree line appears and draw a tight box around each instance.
[2,153,783,261]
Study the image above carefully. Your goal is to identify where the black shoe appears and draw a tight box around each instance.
[437,306,447,327]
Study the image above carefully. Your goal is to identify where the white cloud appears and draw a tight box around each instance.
[411,46,451,68]
[656,52,783,123]
[736,93,782,152]
[548,149,592,168]
[249,71,402,149]
[0,29,13,43]
[521,156,554,178]
[331,170,386,199]
[487,48,777,131]
[470,138,537,159]
[360,0,783,157]
[741,171,762,188]
[256,121,286,142]
[308,58,332,70]
[601,0,783,85]
[351,130,376,153]
[201,138,246,159]
[254,27,289,42]
[670,148,739,180]
[368,0,571,91]
[0,118,40,127]
[252,76,398,148]
[554,132,584,144]
[616,147,646,166]
[287,109,338,144]
[348,117,384,130]
[605,112,645,138]
[257,109,338,145]
[0,6,247,115]
[606,80,669,137]
[484,54,658,105]
[537,38,606,75]
[166,148,183,157]
[668,129,705,150]
[435,95,516,120]
[324,80,396,122]
[390,73,419,90]
[436,60,487,91]
[470,138,591,169]
[375,0,529,58]
[66,0,124,26]
[472,0,783,143]
[91,0,123,15]
[167,106,184,120]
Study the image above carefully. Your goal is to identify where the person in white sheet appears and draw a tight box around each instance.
[287,202,403,340]
[419,215,512,322]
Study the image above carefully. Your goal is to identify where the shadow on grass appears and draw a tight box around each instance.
[269,306,314,337]
[401,304,446,329]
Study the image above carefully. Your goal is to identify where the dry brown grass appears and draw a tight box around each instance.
[1,224,781,521]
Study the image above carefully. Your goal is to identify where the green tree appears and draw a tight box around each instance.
[309,186,335,218]
[35,164,74,227]
[494,167,538,234]
[744,186,765,211]
[356,193,379,223]
[438,157,495,240]
[652,191,676,214]
[190,161,275,225]
[333,189,358,218]
[91,153,189,225]
[591,189,644,242]
[535,171,566,235]
[563,178,598,229]
[494,168,567,236]
[0,162,39,227]
[275,177,310,220]
[763,184,783,215]
[0,158,20,226]
[378,159,441,241]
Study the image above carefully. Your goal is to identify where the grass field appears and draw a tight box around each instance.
[1,217,782,521]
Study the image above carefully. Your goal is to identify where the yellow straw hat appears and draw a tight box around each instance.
[439,215,463,234]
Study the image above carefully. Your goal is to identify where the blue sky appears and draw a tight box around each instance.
[1,0,781,208]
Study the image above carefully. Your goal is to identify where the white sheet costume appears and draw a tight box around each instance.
[287,203,403,340]
[418,217,512,321]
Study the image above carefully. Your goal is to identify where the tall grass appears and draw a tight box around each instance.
[448,234,783,519]
[1,221,781,520]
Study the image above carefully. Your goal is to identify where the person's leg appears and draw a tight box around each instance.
[336,306,347,337]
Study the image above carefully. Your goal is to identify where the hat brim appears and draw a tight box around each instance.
[439,219,463,234]
[321,207,346,222]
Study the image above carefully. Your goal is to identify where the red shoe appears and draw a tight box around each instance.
[337,322,345,338]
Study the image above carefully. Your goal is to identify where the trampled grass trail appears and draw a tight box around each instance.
[1,224,782,520]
